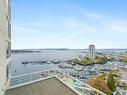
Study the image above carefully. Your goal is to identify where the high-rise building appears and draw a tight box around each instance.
[89,45,95,59]
[0,0,11,95]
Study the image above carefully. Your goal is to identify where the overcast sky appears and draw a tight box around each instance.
[12,0,127,49]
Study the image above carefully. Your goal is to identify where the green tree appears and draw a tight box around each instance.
[87,77,112,95]
[124,56,127,62]
[107,73,116,91]
[97,73,106,79]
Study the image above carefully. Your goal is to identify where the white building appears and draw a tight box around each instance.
[0,0,11,95]
[89,45,95,59]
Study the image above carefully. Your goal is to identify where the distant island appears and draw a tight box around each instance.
[12,50,41,53]
[44,48,68,50]
[11,48,69,53]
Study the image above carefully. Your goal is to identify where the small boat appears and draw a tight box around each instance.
[21,61,29,64]
[58,64,67,68]
[66,65,73,69]
[40,61,47,63]
[101,68,110,71]
[75,67,83,71]
[46,61,52,64]
[71,62,76,66]
[52,60,60,64]
[67,60,73,64]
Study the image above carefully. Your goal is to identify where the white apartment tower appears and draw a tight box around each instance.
[0,0,11,95]
[89,45,95,59]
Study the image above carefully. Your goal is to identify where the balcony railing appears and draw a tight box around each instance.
[9,69,59,87]
[56,69,107,95]
[8,68,106,95]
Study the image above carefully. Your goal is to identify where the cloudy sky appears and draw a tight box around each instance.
[12,0,127,49]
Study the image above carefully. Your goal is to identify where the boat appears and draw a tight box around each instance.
[101,68,110,71]
[58,64,67,68]
[46,61,52,64]
[67,60,73,64]
[66,65,73,69]
[79,75,85,79]
[71,62,76,66]
[38,61,47,63]
[52,60,60,64]
[21,61,29,64]
[75,67,83,71]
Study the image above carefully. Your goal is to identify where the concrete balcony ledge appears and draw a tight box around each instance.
[6,68,107,95]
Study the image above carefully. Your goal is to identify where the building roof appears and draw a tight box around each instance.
[5,77,79,95]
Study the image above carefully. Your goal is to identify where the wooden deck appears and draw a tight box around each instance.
[5,77,79,95]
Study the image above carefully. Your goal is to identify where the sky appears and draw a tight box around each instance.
[12,0,127,49]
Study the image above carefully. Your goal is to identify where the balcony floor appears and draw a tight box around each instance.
[5,77,79,95]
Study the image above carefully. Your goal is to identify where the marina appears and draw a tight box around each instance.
[11,49,127,95]
[19,58,127,82]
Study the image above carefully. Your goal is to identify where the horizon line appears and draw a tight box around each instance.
[12,48,127,50]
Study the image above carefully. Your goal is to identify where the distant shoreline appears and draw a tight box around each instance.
[12,48,127,51]
[12,50,41,53]
[12,48,127,53]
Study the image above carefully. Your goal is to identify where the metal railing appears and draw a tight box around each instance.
[9,69,59,88]
[56,69,107,95]
[8,68,106,95]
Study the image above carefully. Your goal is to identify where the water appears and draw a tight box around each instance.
[12,49,87,76]
[12,49,127,77]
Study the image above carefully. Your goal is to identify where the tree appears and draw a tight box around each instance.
[87,77,112,95]
[107,73,116,91]
[123,56,127,62]
[97,73,106,79]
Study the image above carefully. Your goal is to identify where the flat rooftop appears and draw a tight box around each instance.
[5,77,79,95]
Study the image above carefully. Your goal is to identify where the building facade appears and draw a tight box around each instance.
[0,0,11,95]
[89,45,95,59]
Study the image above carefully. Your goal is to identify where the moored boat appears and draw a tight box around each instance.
[52,60,60,64]
[21,61,29,64]
[58,64,67,68]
